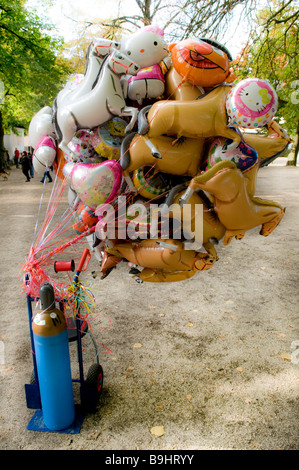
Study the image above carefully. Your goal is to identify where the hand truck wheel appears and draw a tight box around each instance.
[85,363,104,396]
[80,363,104,412]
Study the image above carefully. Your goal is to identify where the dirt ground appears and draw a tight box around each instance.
[0,158,298,451]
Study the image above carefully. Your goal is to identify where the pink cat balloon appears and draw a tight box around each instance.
[70,160,123,210]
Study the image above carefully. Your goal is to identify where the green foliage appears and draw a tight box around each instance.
[234,0,299,141]
[0,0,71,132]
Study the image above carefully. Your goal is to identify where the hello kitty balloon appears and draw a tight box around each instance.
[121,25,171,104]
[226,78,278,128]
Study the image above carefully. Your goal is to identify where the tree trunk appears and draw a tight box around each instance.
[142,0,152,24]
[287,119,299,166]
[294,119,299,165]
[0,110,7,171]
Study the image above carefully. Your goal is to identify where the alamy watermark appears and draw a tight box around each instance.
[95,196,203,250]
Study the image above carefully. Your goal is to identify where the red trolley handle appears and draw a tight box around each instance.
[76,248,91,275]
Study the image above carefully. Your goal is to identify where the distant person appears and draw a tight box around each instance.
[28,152,34,178]
[14,148,19,168]
[4,149,10,165]
[40,166,53,183]
[20,151,31,182]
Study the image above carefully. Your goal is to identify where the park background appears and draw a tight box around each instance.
[0,0,298,451]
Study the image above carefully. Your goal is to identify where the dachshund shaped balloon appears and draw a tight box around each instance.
[138,85,242,158]
[120,120,291,185]
[242,120,292,167]
[179,160,285,245]
[138,78,278,158]
[120,132,205,178]
[102,186,226,282]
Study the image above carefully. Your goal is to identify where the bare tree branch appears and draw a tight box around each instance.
[60,0,259,45]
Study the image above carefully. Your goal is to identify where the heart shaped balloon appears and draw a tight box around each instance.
[70,160,123,210]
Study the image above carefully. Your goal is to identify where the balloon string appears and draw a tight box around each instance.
[28,76,186,268]
[32,160,64,248]
[31,175,46,248]
[33,163,67,248]
[31,230,88,264]
[39,206,76,248]
[38,227,94,265]
[36,171,68,247]
[25,166,83,277]
[33,226,95,266]
[49,75,186,239]
[108,75,205,229]
[34,171,75,251]
[101,75,189,213]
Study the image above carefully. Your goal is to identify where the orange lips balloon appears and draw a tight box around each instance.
[168,38,236,88]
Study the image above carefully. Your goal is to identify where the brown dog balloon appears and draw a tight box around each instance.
[102,188,226,282]
[140,85,241,158]
[179,160,285,245]
[120,120,291,187]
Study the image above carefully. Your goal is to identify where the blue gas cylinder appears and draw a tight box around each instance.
[32,283,75,431]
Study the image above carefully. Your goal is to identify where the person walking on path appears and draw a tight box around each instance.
[20,151,31,182]
[14,148,19,168]
[40,166,53,183]
[29,152,34,178]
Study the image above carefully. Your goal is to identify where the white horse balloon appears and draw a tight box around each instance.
[53,50,140,160]
[56,38,121,108]
[28,106,56,148]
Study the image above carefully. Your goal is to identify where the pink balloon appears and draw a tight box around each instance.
[71,160,123,210]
